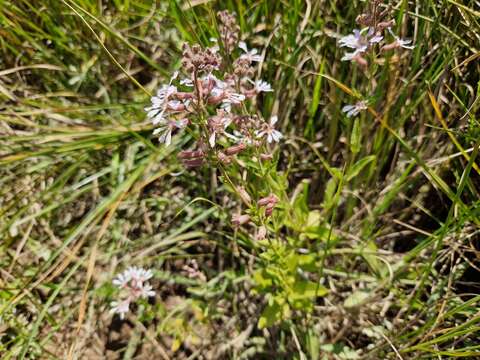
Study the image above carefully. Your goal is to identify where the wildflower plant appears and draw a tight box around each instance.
[143,10,329,327]
[339,0,414,118]
[145,10,283,229]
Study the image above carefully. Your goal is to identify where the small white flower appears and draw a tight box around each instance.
[110,267,156,319]
[180,78,194,87]
[239,41,262,62]
[342,100,368,118]
[341,51,361,62]
[153,118,188,146]
[208,111,232,147]
[221,92,245,112]
[339,27,382,62]
[225,92,245,104]
[256,115,283,144]
[110,299,131,319]
[126,266,153,283]
[254,80,273,93]
[226,130,253,145]
[209,37,220,53]
[388,28,415,49]
[140,283,156,298]
[113,272,131,288]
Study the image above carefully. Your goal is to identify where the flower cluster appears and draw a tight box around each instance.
[339,1,414,117]
[144,11,283,250]
[110,267,155,319]
[145,11,281,168]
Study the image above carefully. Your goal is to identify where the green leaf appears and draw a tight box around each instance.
[322,177,338,210]
[346,155,376,181]
[350,118,362,154]
[344,290,370,308]
[258,297,290,329]
[253,269,273,290]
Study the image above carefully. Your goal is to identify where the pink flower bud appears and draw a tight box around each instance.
[232,214,251,226]
[260,153,273,161]
[377,20,395,32]
[237,186,252,206]
[225,143,247,156]
[265,203,276,217]
[382,41,400,52]
[217,152,233,164]
[183,158,204,168]
[178,150,204,159]
[257,194,278,207]
[353,54,368,68]
[176,92,194,100]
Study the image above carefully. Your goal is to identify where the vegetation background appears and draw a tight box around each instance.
[1,0,480,359]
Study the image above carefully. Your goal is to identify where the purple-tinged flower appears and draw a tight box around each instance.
[342,100,368,118]
[339,29,368,53]
[367,27,383,44]
[256,116,283,144]
[145,84,177,121]
[239,41,262,62]
[339,28,383,62]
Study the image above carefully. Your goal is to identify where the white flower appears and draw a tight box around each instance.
[110,267,156,319]
[209,37,220,53]
[180,78,193,87]
[239,41,262,62]
[256,115,283,143]
[221,92,245,112]
[341,51,361,62]
[224,92,245,104]
[226,130,253,145]
[139,283,156,298]
[342,100,368,118]
[254,80,273,93]
[145,85,177,120]
[208,111,232,147]
[388,28,414,49]
[110,299,131,319]
[339,28,383,62]
[113,271,131,288]
[126,266,153,283]
[153,118,188,146]
[145,71,181,124]
[339,29,367,52]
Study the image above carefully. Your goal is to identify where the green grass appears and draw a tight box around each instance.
[1,0,480,359]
